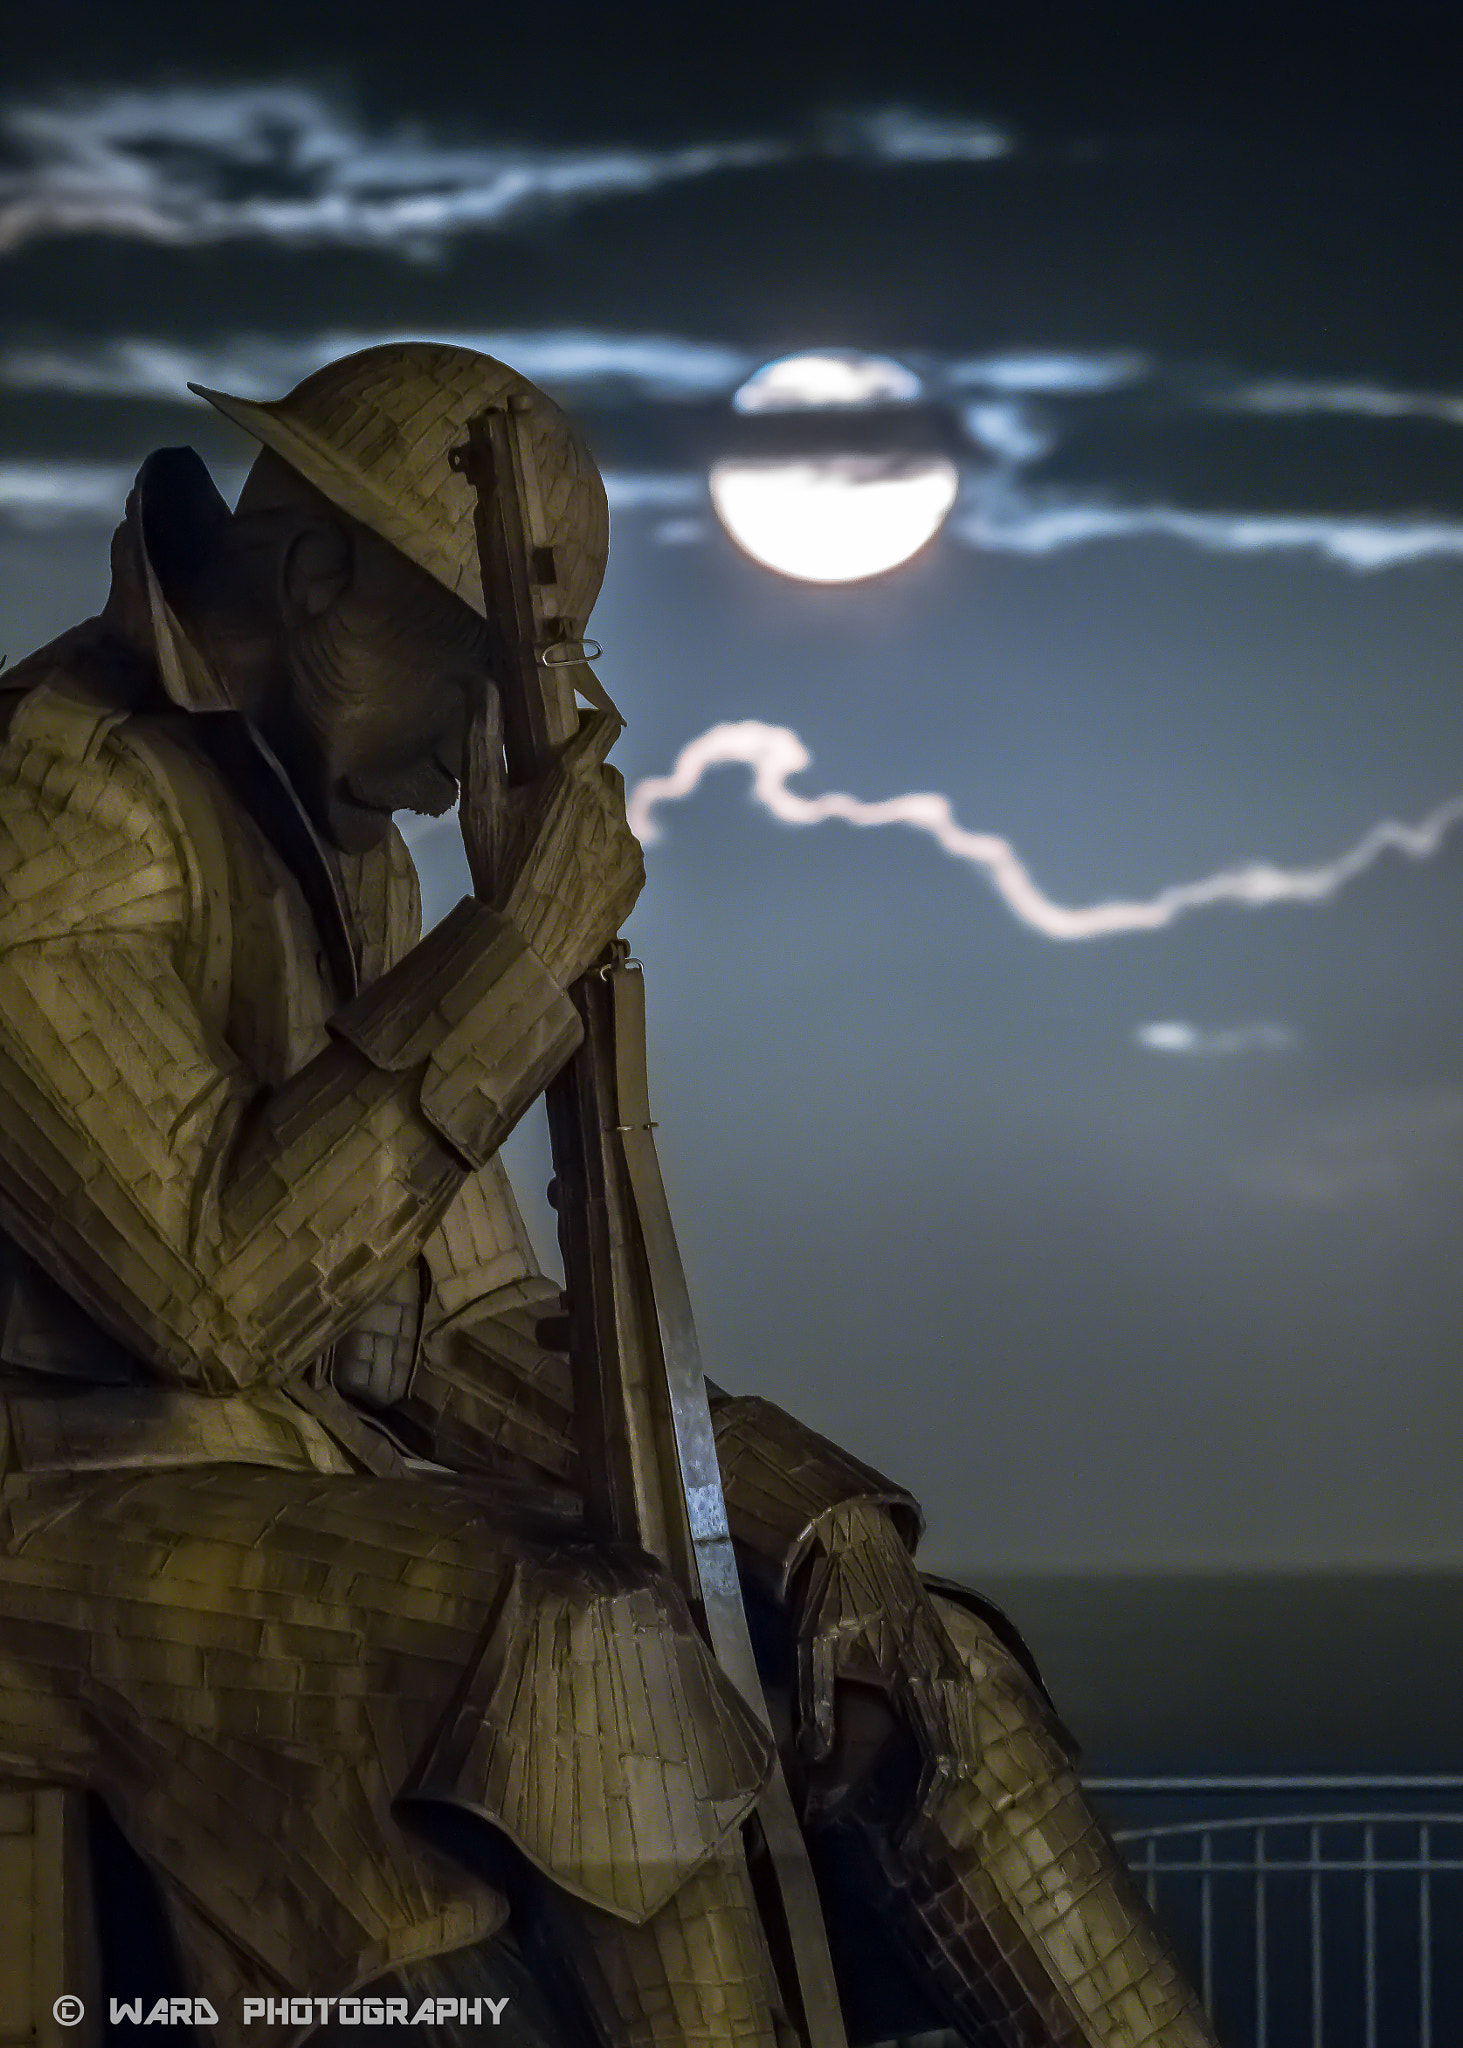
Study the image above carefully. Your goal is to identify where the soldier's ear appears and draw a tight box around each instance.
[282,517,352,619]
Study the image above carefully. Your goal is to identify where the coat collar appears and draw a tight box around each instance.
[114,450,362,999]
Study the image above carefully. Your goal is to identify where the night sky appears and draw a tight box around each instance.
[4,3,1462,1577]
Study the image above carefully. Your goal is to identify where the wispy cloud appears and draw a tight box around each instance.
[604,474,707,510]
[1220,378,1463,429]
[0,333,1142,415]
[0,461,138,522]
[961,401,1056,462]
[0,456,701,527]
[1136,1020,1297,1056]
[946,352,1149,394]
[831,108,1013,164]
[0,332,756,405]
[952,476,1463,570]
[626,721,1463,942]
[0,87,786,256]
[0,86,1012,258]
[0,458,254,527]
[651,515,713,546]
[1241,1090,1463,1209]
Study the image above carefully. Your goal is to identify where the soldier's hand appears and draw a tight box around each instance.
[485,710,646,989]
[790,1499,970,1818]
[459,684,507,902]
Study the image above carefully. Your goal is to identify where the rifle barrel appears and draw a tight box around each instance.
[449,402,849,2048]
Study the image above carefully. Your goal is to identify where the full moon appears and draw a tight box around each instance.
[711,351,959,584]
[709,455,960,584]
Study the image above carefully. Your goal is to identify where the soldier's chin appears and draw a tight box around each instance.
[404,784,460,817]
[342,765,459,819]
[326,794,396,854]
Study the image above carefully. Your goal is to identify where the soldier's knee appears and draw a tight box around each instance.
[413,1547,772,1924]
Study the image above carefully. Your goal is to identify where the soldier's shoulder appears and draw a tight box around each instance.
[2,615,160,755]
[2,619,154,736]
[1,672,132,775]
[0,660,195,871]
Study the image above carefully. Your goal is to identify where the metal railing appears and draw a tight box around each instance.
[874,1777,1463,2047]
[1089,1776,1463,2048]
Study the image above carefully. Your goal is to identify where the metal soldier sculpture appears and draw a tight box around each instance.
[0,344,1219,2048]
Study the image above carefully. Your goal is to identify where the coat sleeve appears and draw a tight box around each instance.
[374,1247,926,1595]
[386,1279,582,1493]
[383,1308,927,1603]
[0,681,581,1394]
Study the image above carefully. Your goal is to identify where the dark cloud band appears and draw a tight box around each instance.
[0,87,1013,257]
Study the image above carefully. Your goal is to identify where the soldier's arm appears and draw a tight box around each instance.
[372,1276,1051,1700]
[369,1244,922,1588]
[0,683,580,1393]
[385,1275,580,1491]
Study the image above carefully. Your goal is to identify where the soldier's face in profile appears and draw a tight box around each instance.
[227,451,493,854]
[275,513,494,854]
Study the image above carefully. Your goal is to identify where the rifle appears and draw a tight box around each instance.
[447,400,848,2048]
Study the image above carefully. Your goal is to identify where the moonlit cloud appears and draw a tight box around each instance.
[626,721,1463,942]
[1221,379,1463,429]
[652,516,713,546]
[0,462,139,523]
[0,87,786,255]
[1136,1021,1297,1056]
[952,479,1463,570]
[732,351,923,412]
[0,459,250,527]
[946,352,1149,394]
[0,456,699,527]
[0,331,1136,416]
[0,332,756,405]
[961,402,1056,462]
[604,473,707,511]
[837,108,1013,163]
[0,87,1013,258]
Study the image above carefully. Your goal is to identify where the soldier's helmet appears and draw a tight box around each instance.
[191,342,610,634]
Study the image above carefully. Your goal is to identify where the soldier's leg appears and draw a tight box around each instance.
[405,1546,797,2048]
[162,1825,788,2048]
[815,1596,1215,2047]
[539,1850,795,2048]
[342,1931,573,2048]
